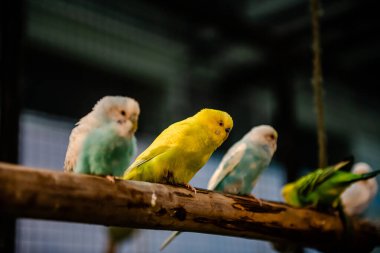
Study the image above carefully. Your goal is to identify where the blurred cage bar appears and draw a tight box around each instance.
[1,0,379,252]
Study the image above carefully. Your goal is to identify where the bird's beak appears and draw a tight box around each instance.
[222,128,231,142]
[117,119,126,124]
[130,120,138,134]
[117,119,137,136]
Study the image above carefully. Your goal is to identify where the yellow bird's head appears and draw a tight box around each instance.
[194,108,233,147]
[281,183,301,207]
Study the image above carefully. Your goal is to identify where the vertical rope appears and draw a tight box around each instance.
[310,0,327,167]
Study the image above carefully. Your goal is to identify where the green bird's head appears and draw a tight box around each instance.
[281,183,302,207]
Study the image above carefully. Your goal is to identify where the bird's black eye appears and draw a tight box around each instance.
[120,110,126,116]
[269,134,275,140]
[219,121,224,127]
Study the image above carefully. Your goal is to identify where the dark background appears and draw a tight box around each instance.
[1,0,380,252]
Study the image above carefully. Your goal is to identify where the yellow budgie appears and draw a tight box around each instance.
[123,108,233,190]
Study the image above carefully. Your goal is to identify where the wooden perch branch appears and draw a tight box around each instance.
[0,162,379,252]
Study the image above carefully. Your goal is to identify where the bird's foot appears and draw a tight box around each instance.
[174,183,197,194]
[249,194,263,206]
[105,175,116,183]
[167,182,197,194]
[184,183,197,194]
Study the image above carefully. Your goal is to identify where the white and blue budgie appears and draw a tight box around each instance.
[64,96,141,253]
[160,125,278,250]
[341,162,378,216]
[64,96,140,180]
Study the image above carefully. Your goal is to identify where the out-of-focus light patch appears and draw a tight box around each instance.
[19,111,73,170]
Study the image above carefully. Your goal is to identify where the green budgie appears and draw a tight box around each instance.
[281,159,380,210]
[64,95,140,180]
[160,125,278,250]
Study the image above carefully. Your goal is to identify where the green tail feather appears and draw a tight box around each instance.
[352,169,380,183]
[337,201,354,251]
[338,155,355,172]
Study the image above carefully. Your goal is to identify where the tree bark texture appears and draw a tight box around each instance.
[0,162,379,252]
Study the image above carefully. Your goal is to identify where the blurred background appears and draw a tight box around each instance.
[1,0,380,252]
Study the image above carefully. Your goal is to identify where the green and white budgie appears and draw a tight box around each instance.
[160,125,278,250]
[281,159,380,210]
[63,95,140,253]
[341,162,378,216]
[64,95,140,180]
